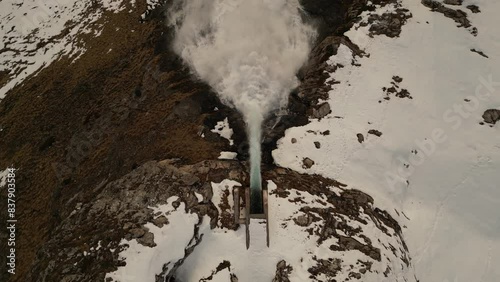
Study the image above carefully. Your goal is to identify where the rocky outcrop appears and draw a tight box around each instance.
[25,158,413,281]
[359,1,412,38]
[421,0,477,35]
[29,160,244,281]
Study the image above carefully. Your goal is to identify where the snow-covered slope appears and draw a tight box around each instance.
[107,175,415,281]
[274,0,500,281]
[0,0,138,99]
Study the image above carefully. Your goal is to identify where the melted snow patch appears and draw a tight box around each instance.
[218,151,238,160]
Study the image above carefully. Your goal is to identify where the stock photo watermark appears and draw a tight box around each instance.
[5,168,17,275]
[385,74,500,190]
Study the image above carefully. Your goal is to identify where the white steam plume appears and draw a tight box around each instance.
[169,0,314,192]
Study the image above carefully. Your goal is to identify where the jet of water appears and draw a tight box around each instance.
[169,0,314,205]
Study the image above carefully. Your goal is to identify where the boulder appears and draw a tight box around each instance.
[302,157,315,169]
[482,109,500,124]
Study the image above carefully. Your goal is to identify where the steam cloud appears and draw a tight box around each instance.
[169,0,314,192]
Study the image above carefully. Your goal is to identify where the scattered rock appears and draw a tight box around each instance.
[382,76,413,100]
[392,76,403,83]
[466,4,481,13]
[308,258,342,279]
[362,7,413,38]
[294,214,313,227]
[302,158,315,169]
[368,130,383,137]
[357,133,365,143]
[421,0,476,35]
[314,141,321,149]
[482,109,500,124]
[272,260,293,282]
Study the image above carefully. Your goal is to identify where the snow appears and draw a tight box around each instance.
[218,151,238,160]
[105,198,199,282]
[0,168,9,187]
[273,0,500,281]
[212,117,234,145]
[175,180,413,281]
[195,192,204,202]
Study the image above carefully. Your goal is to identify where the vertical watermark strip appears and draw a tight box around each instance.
[5,168,16,275]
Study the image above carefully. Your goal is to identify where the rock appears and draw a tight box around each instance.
[294,214,313,227]
[181,173,200,186]
[321,130,330,135]
[272,260,293,282]
[470,49,488,58]
[137,232,156,247]
[466,4,481,13]
[357,133,364,143]
[482,109,500,124]
[291,138,297,144]
[314,141,321,149]
[443,0,462,5]
[363,9,413,38]
[392,76,403,83]
[152,215,169,228]
[312,102,331,119]
[368,129,382,137]
[302,158,315,169]
[129,228,145,238]
[421,0,473,31]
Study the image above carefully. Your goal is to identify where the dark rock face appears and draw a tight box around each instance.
[482,109,500,125]
[298,35,366,108]
[299,0,370,39]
